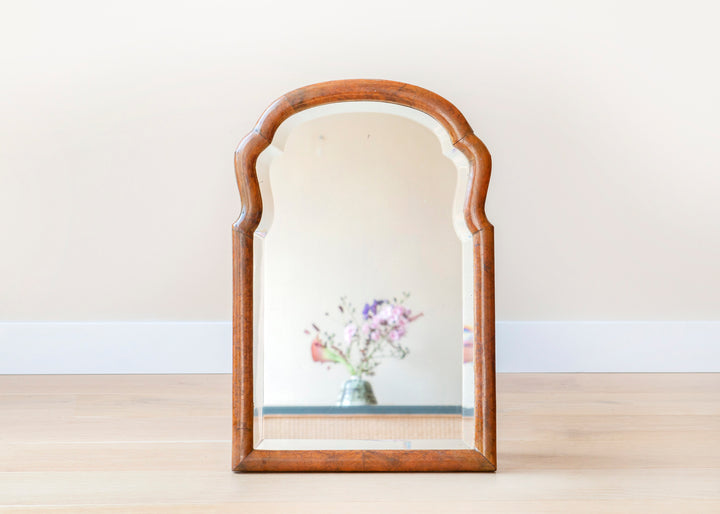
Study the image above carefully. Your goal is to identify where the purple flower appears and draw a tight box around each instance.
[362,299,386,319]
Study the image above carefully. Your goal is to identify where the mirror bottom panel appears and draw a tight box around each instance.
[255,413,475,450]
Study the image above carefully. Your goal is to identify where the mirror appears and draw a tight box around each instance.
[257,109,473,451]
[233,80,495,472]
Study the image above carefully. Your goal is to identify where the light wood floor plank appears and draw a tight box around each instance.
[0,374,718,511]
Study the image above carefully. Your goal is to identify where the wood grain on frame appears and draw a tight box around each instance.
[232,79,495,472]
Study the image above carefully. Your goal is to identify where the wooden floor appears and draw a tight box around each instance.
[1,374,719,513]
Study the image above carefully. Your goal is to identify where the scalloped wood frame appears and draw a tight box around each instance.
[232,79,495,472]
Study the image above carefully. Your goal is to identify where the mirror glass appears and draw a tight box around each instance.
[253,103,475,450]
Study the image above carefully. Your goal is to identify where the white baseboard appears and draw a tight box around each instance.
[496,321,720,372]
[0,322,231,374]
[0,321,718,374]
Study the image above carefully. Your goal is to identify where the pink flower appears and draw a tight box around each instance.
[408,312,423,322]
[344,323,357,344]
[391,305,405,323]
[463,326,473,363]
[389,329,400,342]
[370,330,380,341]
[311,338,333,363]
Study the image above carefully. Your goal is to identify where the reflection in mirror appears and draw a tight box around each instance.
[253,105,475,450]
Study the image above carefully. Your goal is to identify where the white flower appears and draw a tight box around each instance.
[377,304,394,321]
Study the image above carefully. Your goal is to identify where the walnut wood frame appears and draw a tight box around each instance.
[232,79,495,472]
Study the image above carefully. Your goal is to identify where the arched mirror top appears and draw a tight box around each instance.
[235,79,492,235]
[248,79,473,145]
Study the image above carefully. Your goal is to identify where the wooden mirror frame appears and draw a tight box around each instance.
[232,79,495,472]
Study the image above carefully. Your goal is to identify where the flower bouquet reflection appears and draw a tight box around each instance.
[307,294,423,406]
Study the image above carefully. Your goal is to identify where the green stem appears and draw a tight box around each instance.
[330,345,357,376]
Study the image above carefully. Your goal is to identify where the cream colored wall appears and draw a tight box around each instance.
[1,1,719,324]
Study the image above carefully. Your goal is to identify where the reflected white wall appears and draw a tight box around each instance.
[260,112,465,405]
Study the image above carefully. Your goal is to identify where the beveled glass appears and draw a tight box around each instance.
[251,104,475,451]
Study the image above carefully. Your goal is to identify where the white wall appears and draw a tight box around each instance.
[1,1,719,371]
